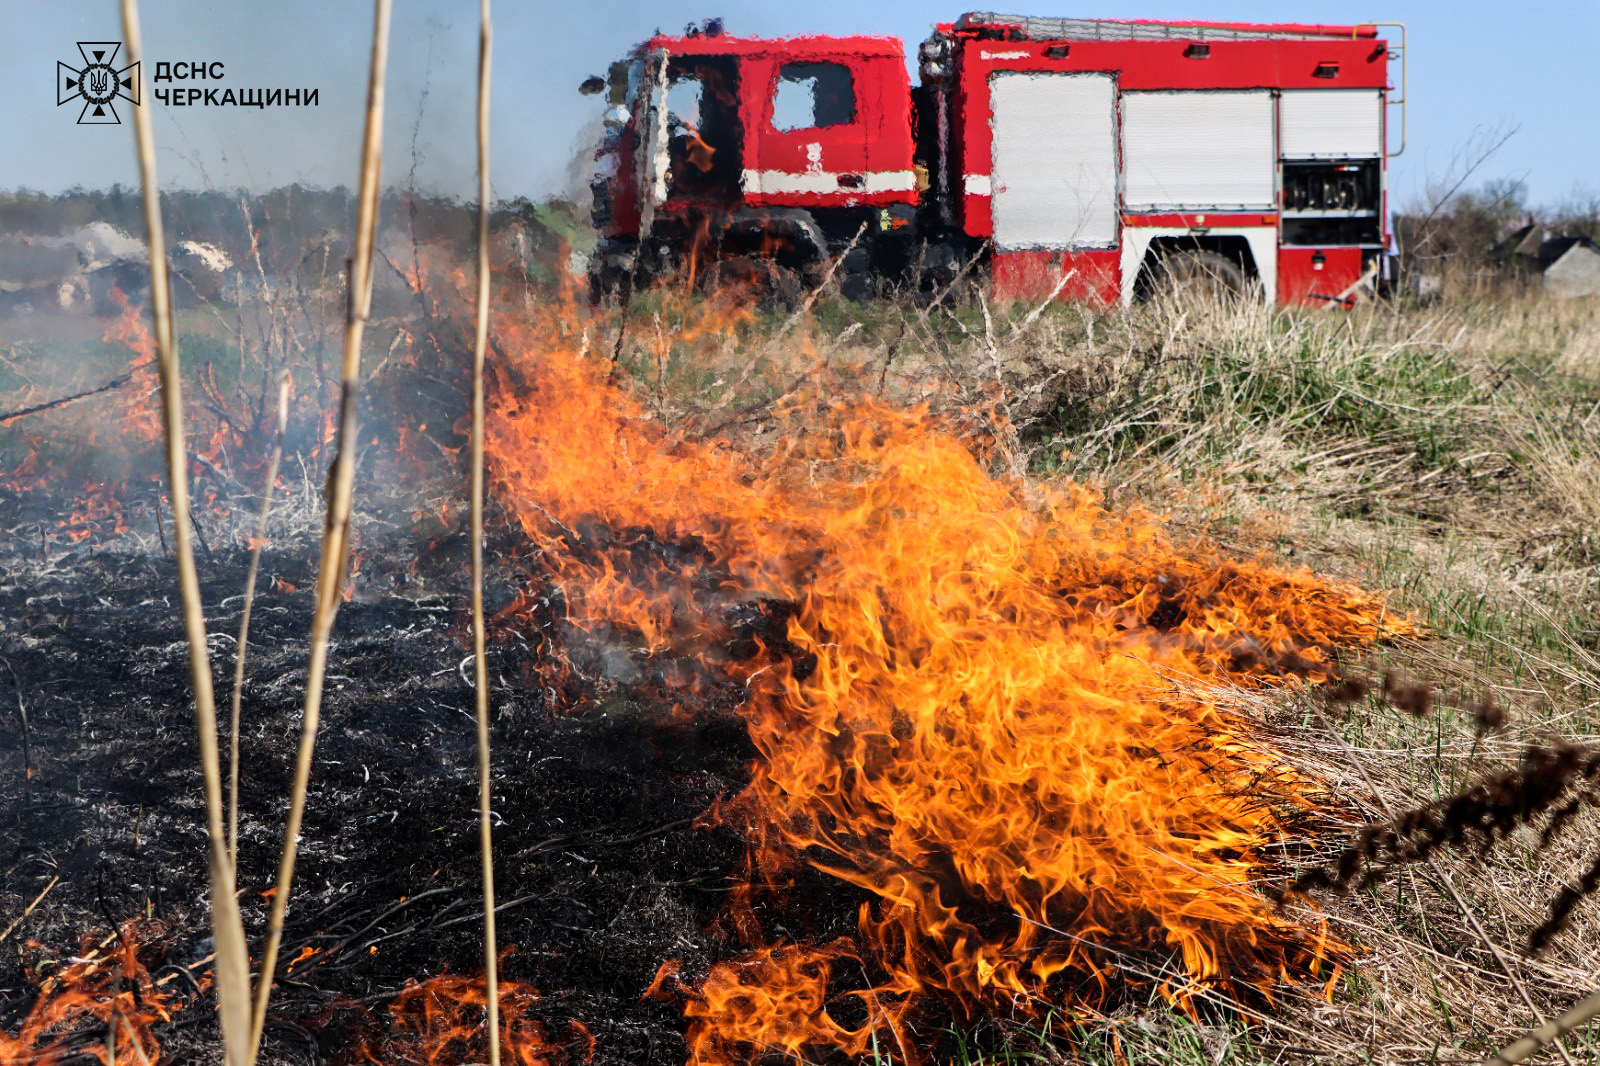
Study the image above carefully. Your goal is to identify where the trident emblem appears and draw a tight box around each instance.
[58,42,140,124]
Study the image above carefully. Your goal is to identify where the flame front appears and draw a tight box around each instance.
[2,272,1411,1063]
[0,922,180,1066]
[486,297,1408,1063]
[100,287,163,449]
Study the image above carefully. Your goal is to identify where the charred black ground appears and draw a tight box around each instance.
[0,509,817,1066]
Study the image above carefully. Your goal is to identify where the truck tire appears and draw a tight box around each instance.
[836,247,876,303]
[916,242,965,292]
[714,255,803,310]
[586,262,621,305]
[1147,250,1249,301]
[586,242,636,305]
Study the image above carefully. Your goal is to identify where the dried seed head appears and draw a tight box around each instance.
[1382,669,1433,717]
[1538,795,1583,850]
[1471,690,1507,734]
[1326,675,1369,705]
[1530,848,1600,954]
[1301,740,1600,902]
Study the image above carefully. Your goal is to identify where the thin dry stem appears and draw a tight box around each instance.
[120,3,253,1063]
[248,1,391,1057]
[228,373,291,865]
[0,874,59,944]
[1488,988,1600,1066]
[472,4,501,1066]
[119,1014,154,1066]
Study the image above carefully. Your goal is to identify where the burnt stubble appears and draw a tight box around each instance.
[0,529,759,1066]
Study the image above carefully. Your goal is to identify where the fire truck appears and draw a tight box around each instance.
[582,12,1405,307]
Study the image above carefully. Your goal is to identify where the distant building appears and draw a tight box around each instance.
[1489,224,1600,297]
[1538,237,1600,299]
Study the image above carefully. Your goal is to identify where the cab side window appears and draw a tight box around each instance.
[771,62,855,130]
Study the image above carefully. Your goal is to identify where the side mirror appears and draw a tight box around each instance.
[579,75,606,96]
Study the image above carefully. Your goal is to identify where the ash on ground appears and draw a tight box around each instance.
[0,523,768,1065]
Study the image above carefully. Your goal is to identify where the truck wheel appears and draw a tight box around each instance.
[1148,250,1249,301]
[836,248,876,303]
[714,256,803,310]
[917,242,962,290]
[586,244,635,305]
[586,263,620,305]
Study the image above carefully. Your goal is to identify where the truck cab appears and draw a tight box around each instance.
[587,21,918,300]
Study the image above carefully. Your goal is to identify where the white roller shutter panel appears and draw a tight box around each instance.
[990,72,1118,248]
[1280,90,1383,159]
[1122,90,1275,210]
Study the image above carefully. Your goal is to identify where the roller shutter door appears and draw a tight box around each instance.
[1122,90,1275,210]
[1280,90,1383,159]
[990,72,1119,248]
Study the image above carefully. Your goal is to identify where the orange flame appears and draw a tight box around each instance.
[4,930,597,1066]
[285,945,322,974]
[1,287,259,544]
[0,922,181,1066]
[683,941,911,1066]
[360,973,594,1066]
[101,287,163,448]
[484,291,1412,1060]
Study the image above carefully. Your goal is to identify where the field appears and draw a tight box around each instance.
[3,260,1599,1066]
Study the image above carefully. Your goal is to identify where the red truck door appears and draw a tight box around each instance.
[741,51,914,207]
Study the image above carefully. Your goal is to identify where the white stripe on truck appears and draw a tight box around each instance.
[742,170,916,195]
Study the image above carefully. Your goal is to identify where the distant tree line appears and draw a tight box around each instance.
[1396,177,1600,282]
[0,185,590,282]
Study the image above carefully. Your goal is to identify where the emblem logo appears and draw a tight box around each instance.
[58,42,140,124]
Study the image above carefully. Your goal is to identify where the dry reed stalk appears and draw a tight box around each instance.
[119,3,254,1063]
[0,874,59,944]
[228,372,292,864]
[248,0,391,1057]
[1488,988,1600,1066]
[471,4,502,1066]
[119,1014,155,1066]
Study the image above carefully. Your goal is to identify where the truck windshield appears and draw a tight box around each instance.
[664,73,703,131]
[657,55,742,202]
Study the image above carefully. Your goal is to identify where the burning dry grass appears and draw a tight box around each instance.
[0,921,180,1066]
[0,924,597,1066]
[356,972,594,1066]
[5,250,1600,1065]
[541,281,1600,1063]
[971,289,1600,1065]
[483,292,1422,1060]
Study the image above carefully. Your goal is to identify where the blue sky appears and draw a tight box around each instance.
[2,0,1596,212]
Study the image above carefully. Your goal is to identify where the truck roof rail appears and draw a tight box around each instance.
[956,12,1377,42]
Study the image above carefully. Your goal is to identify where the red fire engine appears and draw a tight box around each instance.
[583,13,1405,307]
